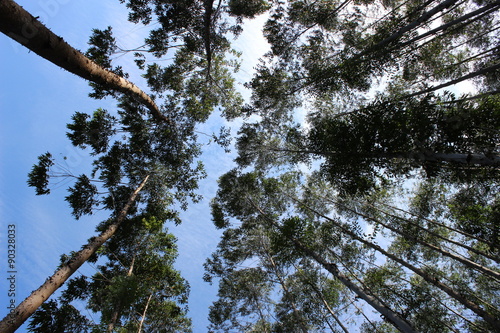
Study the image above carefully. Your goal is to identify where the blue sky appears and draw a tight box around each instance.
[0,1,268,331]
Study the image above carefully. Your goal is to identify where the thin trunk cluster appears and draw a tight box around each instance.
[248,198,418,333]
[286,193,500,328]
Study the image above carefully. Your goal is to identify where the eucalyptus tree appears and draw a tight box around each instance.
[27,218,192,332]
[207,169,421,332]
[0,0,162,121]
[0,89,208,332]
[207,167,500,331]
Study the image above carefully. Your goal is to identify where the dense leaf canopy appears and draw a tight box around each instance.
[2,0,499,332]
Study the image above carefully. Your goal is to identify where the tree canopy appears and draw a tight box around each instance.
[1,0,499,332]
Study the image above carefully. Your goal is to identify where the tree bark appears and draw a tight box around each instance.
[0,175,149,333]
[107,255,136,332]
[248,198,417,333]
[365,202,500,263]
[289,194,500,328]
[0,0,170,124]
[137,293,153,333]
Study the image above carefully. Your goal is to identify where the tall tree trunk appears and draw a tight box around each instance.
[261,239,309,333]
[364,202,500,263]
[0,0,169,124]
[291,195,500,328]
[0,175,149,333]
[137,293,153,333]
[248,198,417,333]
[107,255,136,332]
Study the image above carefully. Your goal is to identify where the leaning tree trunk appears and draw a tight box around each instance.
[107,255,136,333]
[137,293,153,333]
[339,202,500,280]
[262,243,309,333]
[0,0,169,124]
[248,198,417,333]
[291,194,500,329]
[0,175,149,333]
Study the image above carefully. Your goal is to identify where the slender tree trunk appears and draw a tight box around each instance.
[107,255,136,332]
[364,202,500,263]
[317,292,349,333]
[0,0,169,124]
[338,202,500,281]
[0,175,149,333]
[292,194,500,327]
[405,61,500,100]
[294,265,350,333]
[248,198,417,333]
[137,293,153,333]
[262,241,309,333]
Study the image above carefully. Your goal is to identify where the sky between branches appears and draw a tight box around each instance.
[0,1,269,331]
